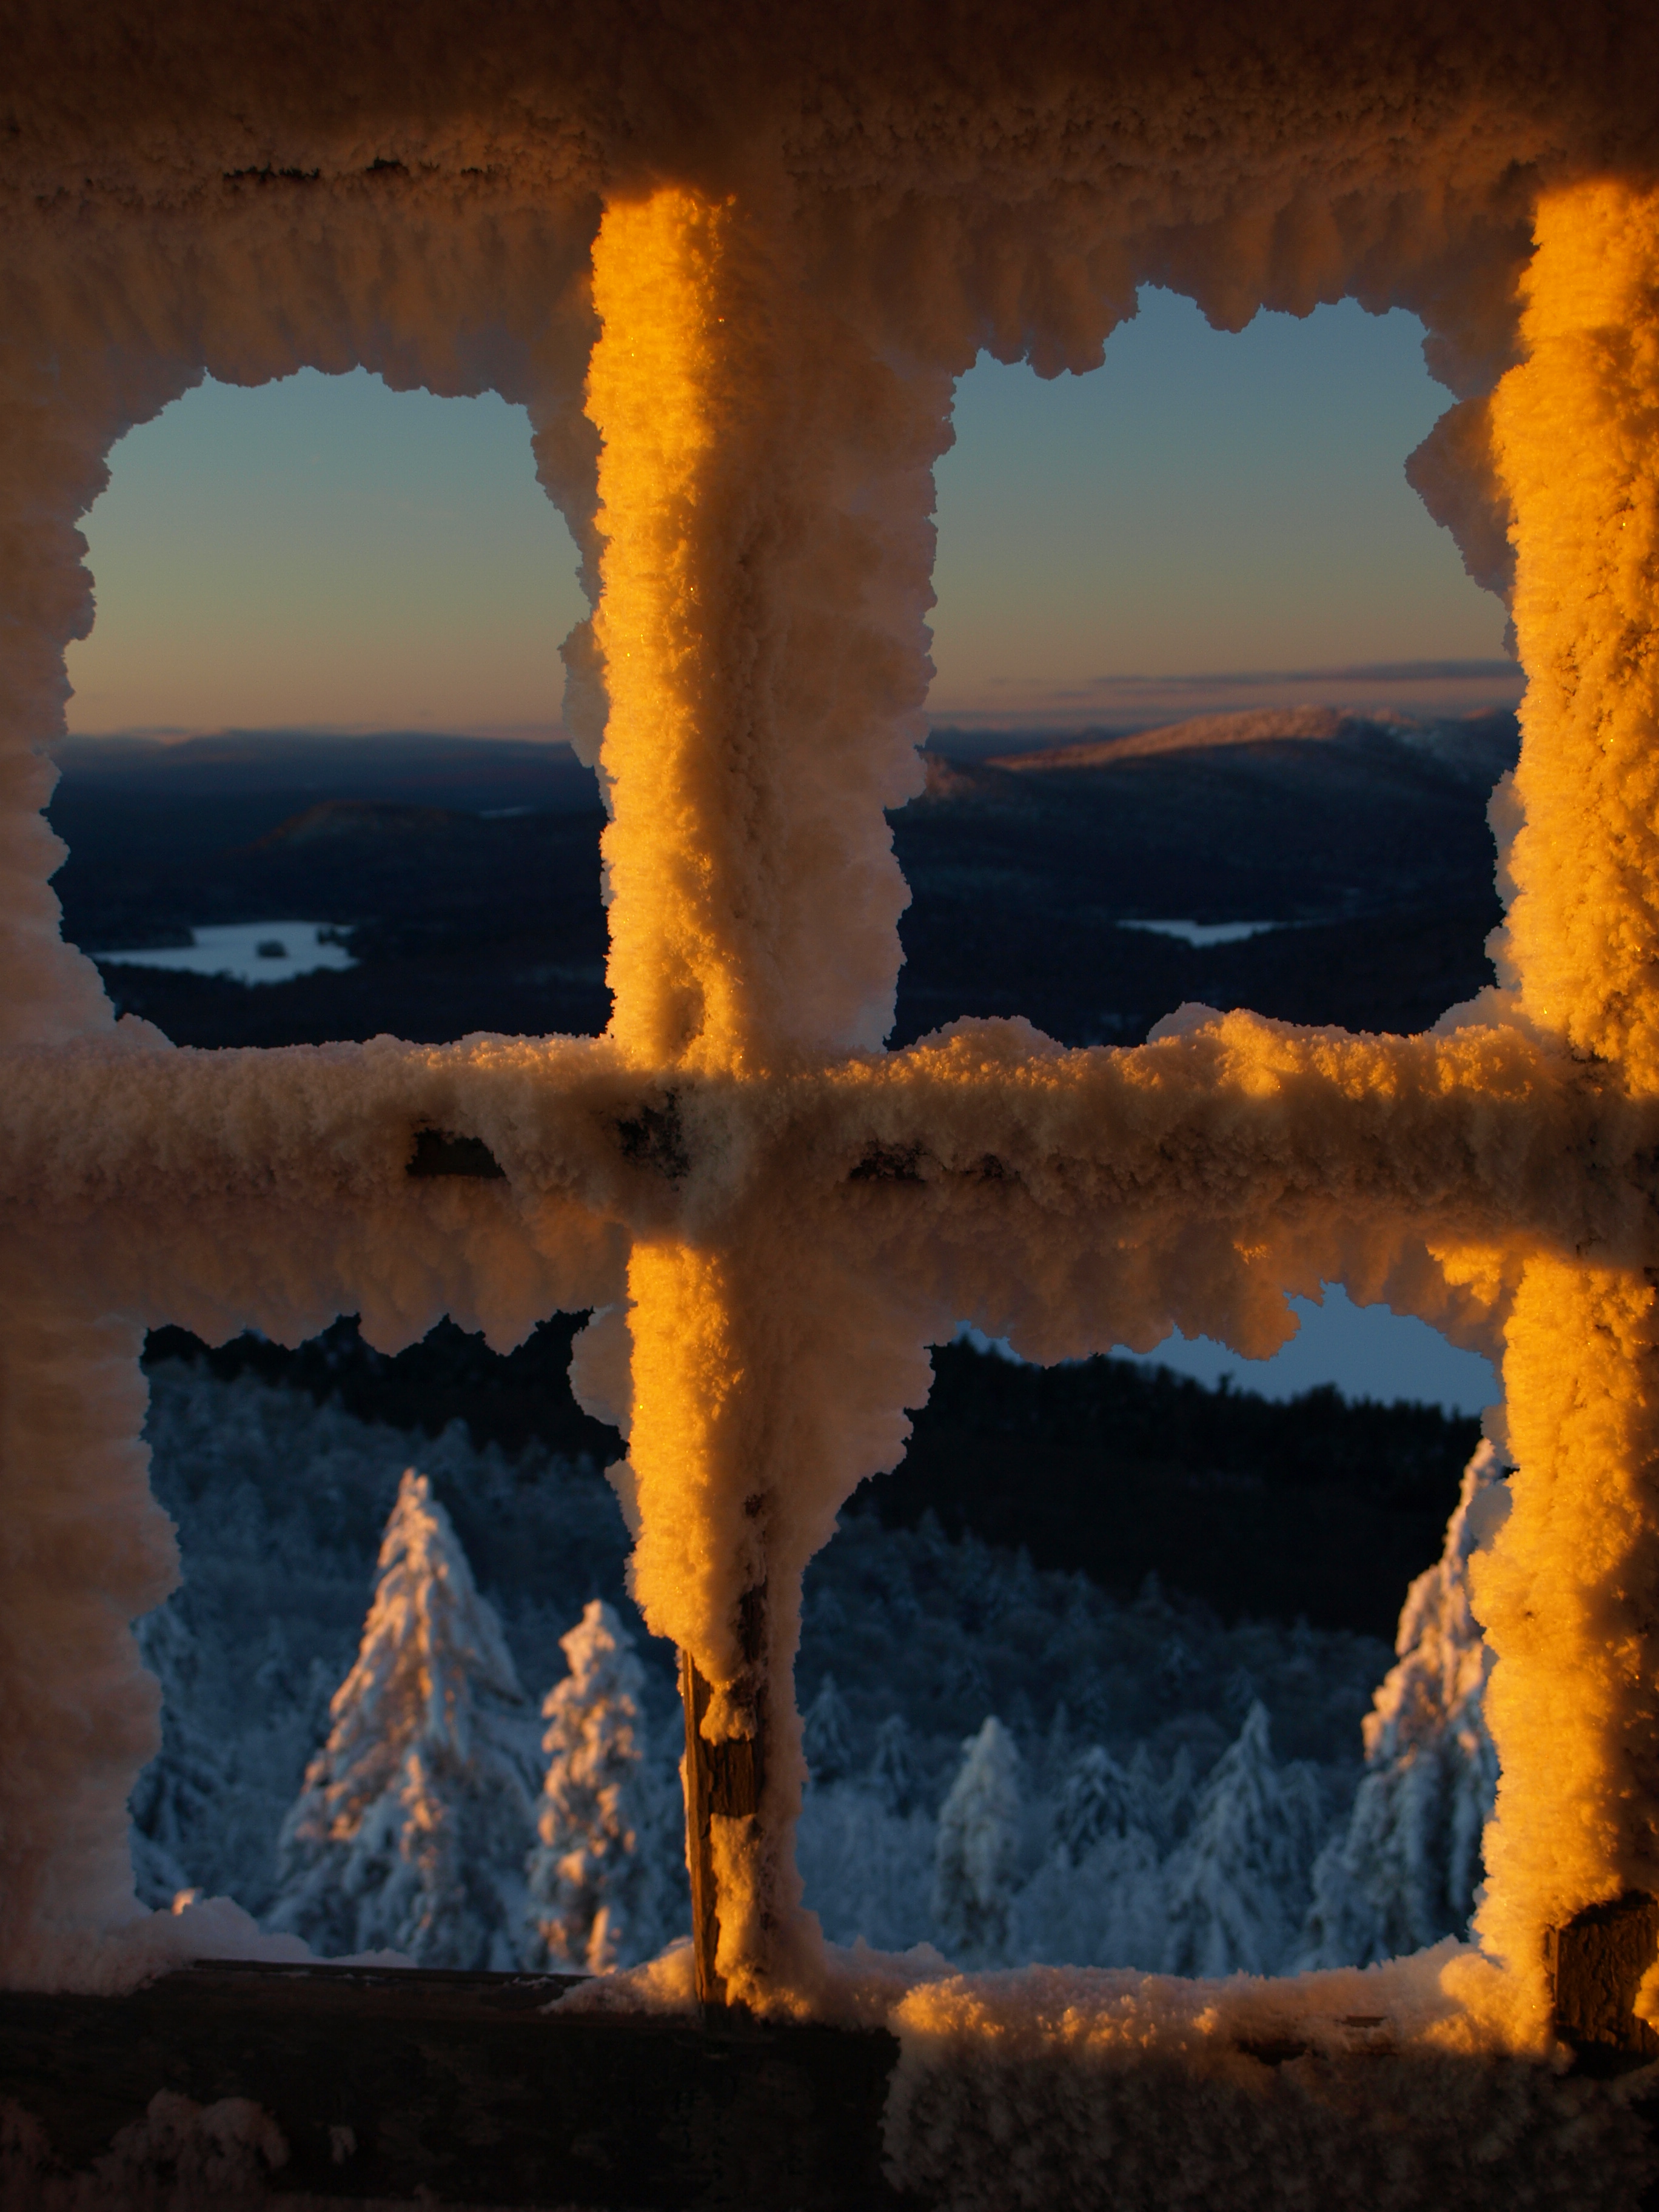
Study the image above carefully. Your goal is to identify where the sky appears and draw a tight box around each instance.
[64,288,1514,739]
[1130,1287,1497,1418]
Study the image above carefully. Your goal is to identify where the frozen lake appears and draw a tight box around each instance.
[94,922,357,985]
[1118,918,1281,947]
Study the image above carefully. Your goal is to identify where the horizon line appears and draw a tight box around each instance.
[62,660,1524,748]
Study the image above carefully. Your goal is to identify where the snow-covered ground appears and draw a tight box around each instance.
[133,1355,1500,1977]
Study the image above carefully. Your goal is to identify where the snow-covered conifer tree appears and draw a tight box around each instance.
[1124,1742,1162,1840]
[1161,1703,1325,1977]
[1052,1744,1133,1868]
[1014,1737,1165,1969]
[932,1716,1022,1964]
[1149,1741,1194,1852]
[129,1600,227,1909]
[267,1470,538,1967]
[523,1598,663,1972]
[1299,1441,1507,1967]
[869,1713,915,1817]
[802,1673,853,1786]
[1040,1701,1074,1790]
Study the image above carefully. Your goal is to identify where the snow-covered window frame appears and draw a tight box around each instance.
[2,22,1658,2065]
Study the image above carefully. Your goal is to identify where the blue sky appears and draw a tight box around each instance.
[929,290,1511,725]
[65,287,1512,739]
[1130,1288,1497,1418]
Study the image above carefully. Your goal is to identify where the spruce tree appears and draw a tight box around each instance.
[933,1716,1022,1964]
[1161,1703,1325,1977]
[1053,1744,1133,1868]
[802,1674,854,1786]
[267,1470,537,1967]
[1299,1441,1506,1966]
[868,1714,916,1817]
[1014,1737,1164,1969]
[524,1598,663,1972]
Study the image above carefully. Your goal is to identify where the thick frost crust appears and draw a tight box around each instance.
[0,1010,1650,1355]
[882,1954,1659,2212]
[3,1,1659,215]
[4,0,1659,2060]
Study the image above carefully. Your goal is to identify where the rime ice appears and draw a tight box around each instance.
[0,2,1657,2107]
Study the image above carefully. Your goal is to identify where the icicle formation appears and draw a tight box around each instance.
[1302,1441,1505,1968]
[524,1598,664,1973]
[269,1471,537,1969]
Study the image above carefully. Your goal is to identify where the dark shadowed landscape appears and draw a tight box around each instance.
[52,708,1510,1638]
[51,703,1515,1054]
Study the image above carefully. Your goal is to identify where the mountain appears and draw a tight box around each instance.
[875,1335,1480,1638]
[50,733,611,1044]
[889,705,1518,1045]
[46,706,1517,1051]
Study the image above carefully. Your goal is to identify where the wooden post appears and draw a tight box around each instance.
[680,1649,723,2008]
[680,1583,767,2011]
[1549,1892,1659,2071]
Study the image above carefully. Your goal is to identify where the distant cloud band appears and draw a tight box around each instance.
[931,659,1524,732]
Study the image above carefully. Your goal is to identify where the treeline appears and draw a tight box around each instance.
[144,1322,1476,1638]
[874,1338,1480,1637]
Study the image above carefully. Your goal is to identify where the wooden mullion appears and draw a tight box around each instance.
[680,1648,723,2008]
[679,1580,768,2011]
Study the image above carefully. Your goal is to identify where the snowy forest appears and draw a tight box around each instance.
[130,1336,1503,1982]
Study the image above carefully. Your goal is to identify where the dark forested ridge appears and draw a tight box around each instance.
[50,709,1515,1051]
[146,1321,1476,1638]
[890,708,1517,1046]
[871,1337,1479,1638]
[144,1313,617,1466]
[50,734,611,1045]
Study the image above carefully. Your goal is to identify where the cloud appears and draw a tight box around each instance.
[928,660,1524,732]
